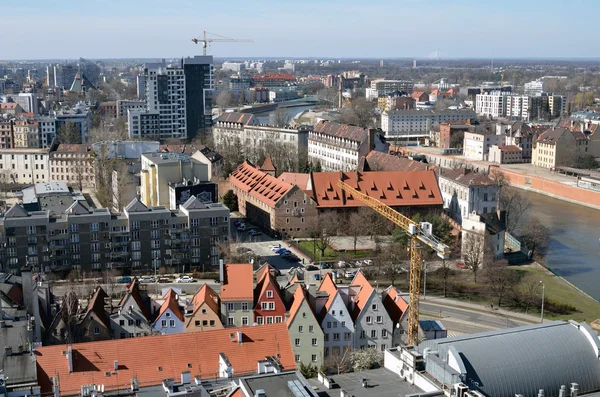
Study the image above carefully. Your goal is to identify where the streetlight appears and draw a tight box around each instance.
[540,280,545,323]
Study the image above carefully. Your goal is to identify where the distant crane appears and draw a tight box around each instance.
[191,31,253,56]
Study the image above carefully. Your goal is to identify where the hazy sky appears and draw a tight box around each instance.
[3,0,596,60]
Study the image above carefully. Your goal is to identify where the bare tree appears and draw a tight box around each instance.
[307,212,340,259]
[112,162,135,211]
[484,259,518,306]
[103,269,120,299]
[336,97,375,128]
[462,231,486,283]
[58,122,81,144]
[519,276,542,314]
[215,91,234,111]
[518,217,550,259]
[345,212,364,255]
[499,186,531,233]
[325,346,353,375]
[61,290,79,344]
[271,107,292,127]
[379,241,408,285]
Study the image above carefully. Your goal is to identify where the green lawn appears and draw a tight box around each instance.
[513,264,600,323]
[296,240,371,262]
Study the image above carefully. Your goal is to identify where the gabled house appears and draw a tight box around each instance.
[111,278,154,339]
[316,273,354,362]
[185,284,223,332]
[152,289,184,335]
[350,271,393,352]
[254,270,286,325]
[382,286,411,346]
[77,287,112,342]
[220,263,254,327]
[287,286,324,368]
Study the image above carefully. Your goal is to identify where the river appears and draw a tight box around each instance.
[523,190,600,300]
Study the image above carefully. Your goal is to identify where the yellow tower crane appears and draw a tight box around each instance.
[191,31,253,56]
[337,180,451,346]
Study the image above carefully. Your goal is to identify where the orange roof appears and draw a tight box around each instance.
[256,271,283,305]
[35,324,295,396]
[350,271,374,320]
[498,145,522,153]
[410,91,427,100]
[313,120,368,143]
[155,289,183,323]
[317,273,339,321]
[191,284,220,317]
[228,388,245,397]
[221,263,254,301]
[260,154,276,172]
[382,286,409,324]
[230,162,294,207]
[363,151,429,172]
[278,172,310,189]
[218,112,255,125]
[287,286,317,326]
[310,170,442,209]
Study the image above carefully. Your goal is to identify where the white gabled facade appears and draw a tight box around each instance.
[353,291,393,352]
[321,292,354,360]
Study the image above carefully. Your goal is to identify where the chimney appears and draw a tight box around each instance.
[114,360,119,371]
[571,383,579,397]
[219,259,224,283]
[559,386,566,397]
[181,371,191,384]
[130,378,139,392]
[53,377,60,397]
[67,345,73,373]
[237,330,243,344]
[538,390,545,397]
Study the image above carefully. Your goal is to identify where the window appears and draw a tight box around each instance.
[266,290,273,298]
[324,347,329,357]
[309,325,314,333]
[128,319,134,326]
[372,304,378,310]
[324,333,329,341]
[132,221,140,230]
[227,318,234,326]
[295,338,301,347]
[312,354,317,362]
[241,302,248,311]
[332,310,335,316]
[312,338,317,346]
[344,332,351,341]
[268,302,275,310]
[382,329,388,338]
[227,303,234,311]
[266,316,273,324]
[381,344,387,352]
[94,327,99,335]
[376,316,383,323]
[119,320,125,326]
[341,321,346,327]
[261,302,268,310]
[257,317,264,325]
[371,330,377,338]
[295,354,300,363]
[242,317,249,326]
[275,316,282,323]
[151,220,160,229]
[161,320,167,328]
[90,222,99,232]
[333,333,340,341]
[366,316,372,324]
[327,321,331,329]
[360,330,366,339]
[299,325,303,333]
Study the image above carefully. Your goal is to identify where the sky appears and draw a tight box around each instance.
[2,0,597,60]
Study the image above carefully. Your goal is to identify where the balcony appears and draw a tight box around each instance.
[47,233,68,241]
[110,251,129,258]
[111,240,129,247]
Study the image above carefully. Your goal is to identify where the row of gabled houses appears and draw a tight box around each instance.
[48,263,414,371]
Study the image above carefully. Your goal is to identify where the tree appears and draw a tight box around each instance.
[336,97,375,129]
[316,87,338,106]
[325,346,353,375]
[308,212,340,258]
[572,154,599,170]
[271,107,292,127]
[462,231,486,283]
[518,217,550,259]
[351,348,384,372]
[379,241,408,285]
[192,127,214,147]
[215,91,234,111]
[345,212,364,254]
[222,190,239,212]
[112,161,135,211]
[299,362,319,379]
[450,130,465,148]
[519,276,542,314]
[61,290,79,343]
[484,259,518,306]
[58,122,81,144]
[102,269,120,299]
[499,186,531,233]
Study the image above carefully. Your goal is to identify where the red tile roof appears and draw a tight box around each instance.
[498,145,522,153]
[278,173,310,190]
[382,286,409,324]
[230,162,294,207]
[287,286,316,325]
[221,263,254,301]
[350,270,374,320]
[35,324,295,396]
[218,112,255,125]
[190,284,220,318]
[252,73,296,82]
[317,273,339,321]
[260,154,276,172]
[310,170,442,209]
[313,120,368,143]
[155,289,184,323]
[363,151,429,172]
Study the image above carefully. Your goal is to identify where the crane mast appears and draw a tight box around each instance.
[191,31,253,55]
[337,180,450,346]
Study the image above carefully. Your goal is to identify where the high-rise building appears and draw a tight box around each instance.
[130,56,214,141]
[524,80,544,96]
[136,74,146,99]
[53,64,77,89]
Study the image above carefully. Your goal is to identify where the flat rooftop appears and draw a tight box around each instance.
[306,368,422,397]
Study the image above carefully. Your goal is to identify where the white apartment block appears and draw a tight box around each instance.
[116,100,146,118]
[145,63,187,139]
[366,80,413,101]
[221,62,245,73]
[438,168,498,224]
[505,95,530,121]
[308,121,373,171]
[38,117,57,148]
[475,91,510,118]
[381,109,476,138]
[0,148,50,184]
[463,127,503,161]
[524,80,544,96]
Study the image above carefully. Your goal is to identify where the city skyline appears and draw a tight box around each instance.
[3,0,598,60]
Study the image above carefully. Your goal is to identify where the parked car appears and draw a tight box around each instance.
[139,276,155,283]
[320,262,332,269]
[362,259,373,266]
[176,276,195,283]
[456,261,466,269]
[249,229,262,236]
[274,248,289,254]
[286,255,300,262]
[305,265,319,271]
[313,274,322,281]
[237,225,247,231]
[158,277,171,283]
[269,244,281,251]
[344,270,357,279]
[337,260,347,268]
[116,276,132,284]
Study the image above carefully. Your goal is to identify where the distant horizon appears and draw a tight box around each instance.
[3,0,599,60]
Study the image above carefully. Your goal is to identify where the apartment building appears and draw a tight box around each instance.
[38,116,57,148]
[140,152,210,208]
[438,168,498,224]
[0,147,49,184]
[505,95,531,120]
[13,120,39,148]
[475,91,510,118]
[366,79,413,101]
[49,144,95,188]
[463,126,504,161]
[116,99,146,118]
[56,110,92,144]
[220,263,254,327]
[461,211,506,261]
[0,195,229,274]
[287,286,325,368]
[524,80,544,96]
[503,121,538,160]
[0,120,13,148]
[229,162,318,238]
[308,121,374,171]
[488,145,524,164]
[532,127,588,168]
[381,109,476,138]
[214,112,309,172]
[130,56,214,140]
